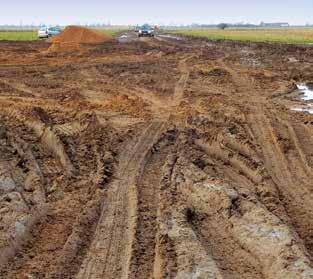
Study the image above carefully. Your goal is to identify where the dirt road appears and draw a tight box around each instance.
[1,32,313,278]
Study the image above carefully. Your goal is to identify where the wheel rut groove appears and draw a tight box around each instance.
[76,122,165,279]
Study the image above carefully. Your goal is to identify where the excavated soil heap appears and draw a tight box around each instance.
[48,26,114,53]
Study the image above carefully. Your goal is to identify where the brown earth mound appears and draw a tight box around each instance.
[48,25,114,53]
[51,26,113,44]
[47,42,82,53]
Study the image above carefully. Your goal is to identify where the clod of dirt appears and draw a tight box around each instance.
[48,26,114,53]
[199,67,233,85]
[200,68,230,77]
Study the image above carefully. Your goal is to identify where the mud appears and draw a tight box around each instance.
[1,32,313,278]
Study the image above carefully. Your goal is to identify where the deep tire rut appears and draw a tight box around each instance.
[76,122,165,279]
[128,143,170,279]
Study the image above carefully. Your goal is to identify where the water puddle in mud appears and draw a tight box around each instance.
[291,106,313,114]
[297,84,313,101]
[290,84,313,114]
[118,33,133,43]
[158,34,182,41]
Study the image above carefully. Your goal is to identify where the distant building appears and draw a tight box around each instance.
[260,22,289,27]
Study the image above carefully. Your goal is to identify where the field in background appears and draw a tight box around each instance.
[97,28,127,36]
[170,28,313,44]
[0,31,37,41]
[2,27,313,44]
[0,28,126,41]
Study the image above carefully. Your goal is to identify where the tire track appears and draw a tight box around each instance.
[76,121,165,279]
[3,108,76,177]
[128,139,171,279]
[176,160,264,279]
[212,58,313,258]
[171,56,192,107]
[179,161,313,278]
[249,107,313,258]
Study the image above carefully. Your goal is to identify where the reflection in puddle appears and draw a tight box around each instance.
[290,84,313,114]
[291,107,313,114]
[297,84,313,101]
[158,34,182,40]
[118,33,134,43]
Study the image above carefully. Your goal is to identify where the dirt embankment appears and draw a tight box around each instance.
[1,33,313,278]
[48,25,114,53]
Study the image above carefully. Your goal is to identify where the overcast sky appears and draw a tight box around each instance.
[1,0,313,25]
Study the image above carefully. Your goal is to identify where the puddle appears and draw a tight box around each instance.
[118,33,133,43]
[297,84,313,100]
[289,84,313,114]
[288,57,299,63]
[291,107,313,114]
[158,34,182,41]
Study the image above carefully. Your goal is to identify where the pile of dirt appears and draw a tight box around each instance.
[48,26,114,53]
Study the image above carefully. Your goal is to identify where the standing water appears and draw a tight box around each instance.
[297,84,313,101]
[292,106,313,114]
[291,84,313,114]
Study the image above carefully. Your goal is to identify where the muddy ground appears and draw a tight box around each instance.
[1,32,313,278]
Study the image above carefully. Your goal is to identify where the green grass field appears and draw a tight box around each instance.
[4,27,312,44]
[0,31,38,41]
[0,28,125,41]
[170,28,313,44]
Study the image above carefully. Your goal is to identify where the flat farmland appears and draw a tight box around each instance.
[0,28,125,41]
[0,30,38,41]
[171,28,313,43]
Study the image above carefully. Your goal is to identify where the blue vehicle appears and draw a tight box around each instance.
[38,26,62,39]
[48,26,62,36]
[138,24,155,37]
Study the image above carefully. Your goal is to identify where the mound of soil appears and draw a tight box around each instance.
[48,26,114,53]
[51,26,113,44]
[47,42,81,53]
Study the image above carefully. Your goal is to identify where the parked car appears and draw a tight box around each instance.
[38,26,62,39]
[138,24,155,37]
[48,26,62,36]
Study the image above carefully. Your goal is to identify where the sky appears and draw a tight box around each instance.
[1,0,313,26]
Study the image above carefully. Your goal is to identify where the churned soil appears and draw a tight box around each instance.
[1,33,313,278]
